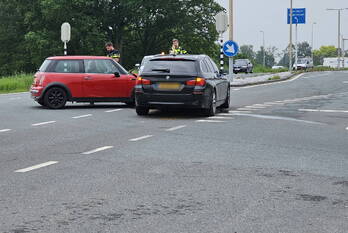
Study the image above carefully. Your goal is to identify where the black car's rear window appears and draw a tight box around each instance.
[142,59,197,74]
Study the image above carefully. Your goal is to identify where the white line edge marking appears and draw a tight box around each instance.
[82,146,114,155]
[0,129,11,133]
[105,109,122,113]
[166,125,187,132]
[15,161,58,173]
[32,121,56,126]
[346,127,348,130]
[239,73,305,89]
[129,135,153,142]
[72,114,92,119]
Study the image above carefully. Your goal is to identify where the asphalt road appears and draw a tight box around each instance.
[0,71,347,233]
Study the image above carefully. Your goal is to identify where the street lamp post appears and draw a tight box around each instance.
[311,22,317,62]
[260,30,265,67]
[327,8,348,69]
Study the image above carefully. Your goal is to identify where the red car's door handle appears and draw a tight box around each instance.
[84,76,92,80]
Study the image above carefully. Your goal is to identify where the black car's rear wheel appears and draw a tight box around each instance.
[136,106,149,116]
[204,91,217,117]
[221,87,230,109]
[44,87,67,109]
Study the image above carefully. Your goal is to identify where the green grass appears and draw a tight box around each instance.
[253,65,288,74]
[268,75,281,81]
[0,74,33,94]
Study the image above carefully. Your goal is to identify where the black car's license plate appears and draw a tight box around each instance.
[158,82,181,90]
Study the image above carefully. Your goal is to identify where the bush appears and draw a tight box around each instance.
[253,64,288,73]
[0,74,33,94]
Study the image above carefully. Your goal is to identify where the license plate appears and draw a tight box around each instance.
[158,82,181,90]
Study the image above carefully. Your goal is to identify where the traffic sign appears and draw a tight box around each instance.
[223,40,239,57]
[215,12,228,34]
[61,22,71,42]
[287,8,306,24]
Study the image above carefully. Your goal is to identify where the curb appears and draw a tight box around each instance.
[0,91,28,96]
[230,73,298,87]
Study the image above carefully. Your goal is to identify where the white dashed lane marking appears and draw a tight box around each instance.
[166,125,187,132]
[15,161,58,173]
[32,121,56,126]
[72,114,92,119]
[196,120,225,123]
[129,135,153,142]
[299,109,348,113]
[0,129,11,133]
[105,109,123,113]
[209,116,233,119]
[82,146,114,155]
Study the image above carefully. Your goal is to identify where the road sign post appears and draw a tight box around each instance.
[215,12,228,73]
[223,40,239,81]
[287,8,306,71]
[61,22,71,56]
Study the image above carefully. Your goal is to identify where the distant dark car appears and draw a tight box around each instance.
[233,59,253,74]
[135,54,230,116]
[30,56,137,109]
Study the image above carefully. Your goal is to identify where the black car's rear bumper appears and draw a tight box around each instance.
[135,92,210,109]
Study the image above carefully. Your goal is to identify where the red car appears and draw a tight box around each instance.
[30,56,137,109]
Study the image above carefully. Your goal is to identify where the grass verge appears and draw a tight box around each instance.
[0,74,33,94]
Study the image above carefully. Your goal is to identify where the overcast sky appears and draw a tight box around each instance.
[215,0,348,54]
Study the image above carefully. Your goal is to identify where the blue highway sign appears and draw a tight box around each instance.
[223,40,239,57]
[287,8,306,24]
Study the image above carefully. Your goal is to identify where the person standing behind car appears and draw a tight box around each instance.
[169,39,187,55]
[105,42,121,63]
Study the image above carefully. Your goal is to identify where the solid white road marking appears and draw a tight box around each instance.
[82,146,114,155]
[245,105,267,109]
[299,109,348,113]
[129,135,153,142]
[343,81,348,84]
[32,121,56,126]
[166,125,187,132]
[231,113,324,125]
[0,129,11,133]
[218,113,236,116]
[105,109,122,113]
[15,161,58,173]
[237,108,257,111]
[196,120,225,123]
[233,88,240,91]
[72,114,92,119]
[346,127,348,130]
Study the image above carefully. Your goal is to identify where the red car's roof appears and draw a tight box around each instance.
[47,56,112,60]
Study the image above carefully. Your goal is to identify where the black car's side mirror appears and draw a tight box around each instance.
[114,72,120,77]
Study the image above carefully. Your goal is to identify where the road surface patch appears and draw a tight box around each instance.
[129,135,153,142]
[15,161,58,173]
[72,114,92,119]
[32,121,56,126]
[165,125,187,132]
[82,146,114,155]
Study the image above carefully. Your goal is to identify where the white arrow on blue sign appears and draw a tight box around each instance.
[223,40,239,57]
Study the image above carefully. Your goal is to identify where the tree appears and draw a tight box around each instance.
[235,45,255,62]
[313,45,337,66]
[0,0,223,76]
[297,41,312,58]
[255,46,277,67]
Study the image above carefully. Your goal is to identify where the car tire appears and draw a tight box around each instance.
[204,90,217,117]
[136,106,149,116]
[37,99,46,107]
[44,87,67,109]
[221,87,230,109]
